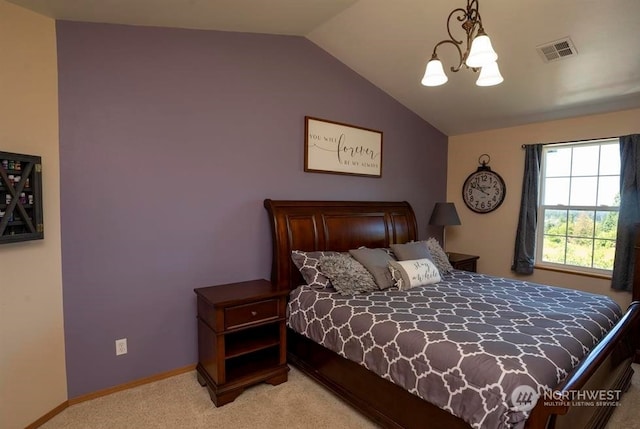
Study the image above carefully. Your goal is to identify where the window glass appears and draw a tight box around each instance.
[567,210,594,238]
[594,211,618,239]
[597,177,619,206]
[544,178,570,205]
[545,148,571,176]
[593,239,616,270]
[599,144,620,175]
[543,209,567,235]
[569,177,598,206]
[566,238,593,267]
[542,235,566,264]
[571,145,599,176]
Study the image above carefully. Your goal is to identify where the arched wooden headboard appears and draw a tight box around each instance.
[263,199,418,291]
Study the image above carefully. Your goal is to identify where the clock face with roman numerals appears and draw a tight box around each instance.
[462,168,506,213]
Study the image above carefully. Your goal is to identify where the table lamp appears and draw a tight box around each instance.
[428,202,461,250]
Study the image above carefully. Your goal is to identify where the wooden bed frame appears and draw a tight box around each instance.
[264,199,640,429]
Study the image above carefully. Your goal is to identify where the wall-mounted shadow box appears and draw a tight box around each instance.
[0,151,43,244]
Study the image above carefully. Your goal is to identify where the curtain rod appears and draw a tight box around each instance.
[521,135,620,149]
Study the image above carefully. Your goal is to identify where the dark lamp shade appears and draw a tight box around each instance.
[429,202,461,226]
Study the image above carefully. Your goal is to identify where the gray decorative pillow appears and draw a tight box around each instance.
[291,250,340,289]
[319,254,378,295]
[388,258,441,291]
[381,248,397,259]
[390,241,434,261]
[425,238,454,274]
[348,247,395,290]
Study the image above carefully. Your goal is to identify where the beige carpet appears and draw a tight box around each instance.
[41,364,640,429]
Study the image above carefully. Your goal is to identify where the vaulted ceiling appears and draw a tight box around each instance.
[9,0,640,135]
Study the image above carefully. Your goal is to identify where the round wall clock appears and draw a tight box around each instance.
[462,154,506,213]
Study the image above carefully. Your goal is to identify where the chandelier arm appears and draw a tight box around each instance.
[431,40,464,73]
[446,7,467,45]
[428,6,469,73]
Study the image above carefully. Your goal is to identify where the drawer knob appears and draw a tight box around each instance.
[251,311,258,317]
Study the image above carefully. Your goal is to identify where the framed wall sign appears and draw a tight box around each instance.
[304,116,383,177]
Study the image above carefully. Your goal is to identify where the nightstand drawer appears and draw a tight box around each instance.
[225,299,279,329]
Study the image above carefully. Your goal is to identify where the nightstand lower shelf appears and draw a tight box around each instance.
[225,324,281,358]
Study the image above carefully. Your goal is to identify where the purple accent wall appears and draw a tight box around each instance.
[56,21,447,398]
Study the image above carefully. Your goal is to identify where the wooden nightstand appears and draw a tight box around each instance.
[194,279,289,406]
[448,253,479,272]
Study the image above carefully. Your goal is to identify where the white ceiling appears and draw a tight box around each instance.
[9,0,640,135]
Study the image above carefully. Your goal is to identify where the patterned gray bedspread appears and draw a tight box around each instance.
[287,270,621,429]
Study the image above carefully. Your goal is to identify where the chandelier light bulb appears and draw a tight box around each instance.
[475,60,504,86]
[421,59,448,86]
[465,32,498,68]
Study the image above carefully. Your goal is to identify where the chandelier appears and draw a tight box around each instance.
[421,0,503,87]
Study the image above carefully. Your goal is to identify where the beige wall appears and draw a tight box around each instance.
[0,2,66,428]
[447,108,639,310]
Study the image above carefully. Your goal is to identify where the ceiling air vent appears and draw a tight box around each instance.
[536,37,577,63]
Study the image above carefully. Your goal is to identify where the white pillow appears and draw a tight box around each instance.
[388,258,441,291]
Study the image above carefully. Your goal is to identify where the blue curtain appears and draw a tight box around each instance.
[611,134,640,291]
[512,144,543,274]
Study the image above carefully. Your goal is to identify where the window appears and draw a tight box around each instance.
[536,139,620,274]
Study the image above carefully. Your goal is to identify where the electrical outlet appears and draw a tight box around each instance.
[115,338,127,356]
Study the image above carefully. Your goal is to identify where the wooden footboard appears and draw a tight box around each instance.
[527,301,640,429]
